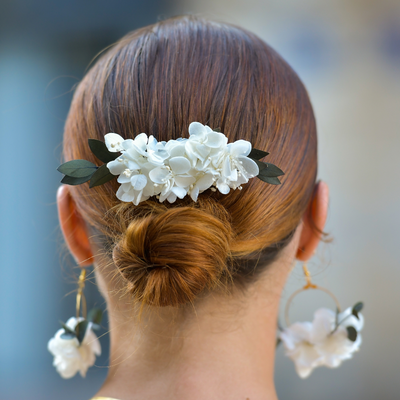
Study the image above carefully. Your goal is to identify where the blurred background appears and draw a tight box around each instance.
[0,0,399,399]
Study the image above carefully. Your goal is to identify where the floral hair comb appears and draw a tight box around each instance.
[58,122,284,205]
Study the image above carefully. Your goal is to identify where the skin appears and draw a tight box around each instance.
[57,181,329,400]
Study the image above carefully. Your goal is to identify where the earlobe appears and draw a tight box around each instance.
[57,185,94,266]
[296,181,329,261]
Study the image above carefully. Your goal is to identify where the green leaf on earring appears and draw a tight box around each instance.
[87,308,103,327]
[75,320,89,344]
[352,302,364,320]
[60,321,77,340]
[346,326,358,342]
[335,307,340,326]
[60,321,75,335]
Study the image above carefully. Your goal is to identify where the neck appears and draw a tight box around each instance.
[94,267,288,400]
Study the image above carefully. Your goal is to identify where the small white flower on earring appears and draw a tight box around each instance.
[48,314,102,379]
[279,303,364,378]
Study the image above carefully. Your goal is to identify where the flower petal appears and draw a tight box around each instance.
[169,156,191,174]
[116,186,134,202]
[126,159,141,170]
[280,322,313,349]
[149,167,170,184]
[167,142,186,157]
[171,186,187,199]
[166,192,177,203]
[188,122,207,137]
[107,159,126,175]
[204,132,228,148]
[175,175,196,187]
[237,156,259,178]
[311,308,335,343]
[131,174,147,191]
[190,186,200,202]
[217,182,230,194]
[230,140,251,157]
[121,139,134,150]
[105,133,125,152]
[195,174,215,191]
[117,172,131,184]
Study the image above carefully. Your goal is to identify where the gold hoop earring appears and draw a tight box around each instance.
[48,268,103,379]
[278,264,364,379]
[284,265,341,327]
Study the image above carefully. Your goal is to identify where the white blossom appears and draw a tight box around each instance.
[47,317,101,379]
[279,307,363,378]
[105,122,260,205]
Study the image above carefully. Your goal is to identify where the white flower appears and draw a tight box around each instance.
[213,140,259,194]
[149,156,195,203]
[104,122,261,205]
[104,133,125,152]
[279,321,324,378]
[279,307,363,378]
[47,317,101,379]
[185,122,228,167]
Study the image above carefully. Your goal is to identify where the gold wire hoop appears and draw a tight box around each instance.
[76,269,87,320]
[284,265,341,327]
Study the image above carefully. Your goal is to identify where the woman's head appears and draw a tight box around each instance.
[60,15,319,308]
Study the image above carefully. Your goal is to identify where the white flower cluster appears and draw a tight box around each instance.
[47,317,101,379]
[105,122,259,205]
[279,307,364,378]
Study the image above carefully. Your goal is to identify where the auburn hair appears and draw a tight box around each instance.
[63,15,317,307]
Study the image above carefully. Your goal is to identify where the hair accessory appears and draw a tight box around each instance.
[58,122,284,205]
[278,265,364,379]
[47,269,103,379]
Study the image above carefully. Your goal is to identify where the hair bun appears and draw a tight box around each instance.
[112,203,233,307]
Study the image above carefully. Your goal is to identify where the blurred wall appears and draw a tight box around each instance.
[0,2,172,399]
[172,0,400,399]
[1,1,399,399]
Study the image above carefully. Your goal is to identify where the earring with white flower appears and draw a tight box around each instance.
[48,269,103,379]
[278,265,364,379]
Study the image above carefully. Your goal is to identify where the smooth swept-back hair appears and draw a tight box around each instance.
[63,15,317,307]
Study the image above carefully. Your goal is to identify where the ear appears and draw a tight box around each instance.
[57,185,94,266]
[296,181,329,261]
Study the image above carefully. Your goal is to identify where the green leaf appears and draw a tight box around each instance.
[87,308,103,325]
[61,174,94,185]
[352,302,364,319]
[346,326,358,342]
[255,160,285,177]
[257,175,281,185]
[88,139,120,163]
[75,320,88,344]
[60,321,75,335]
[213,127,222,132]
[57,160,97,178]
[353,302,364,313]
[276,337,282,347]
[89,164,115,188]
[248,148,269,160]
